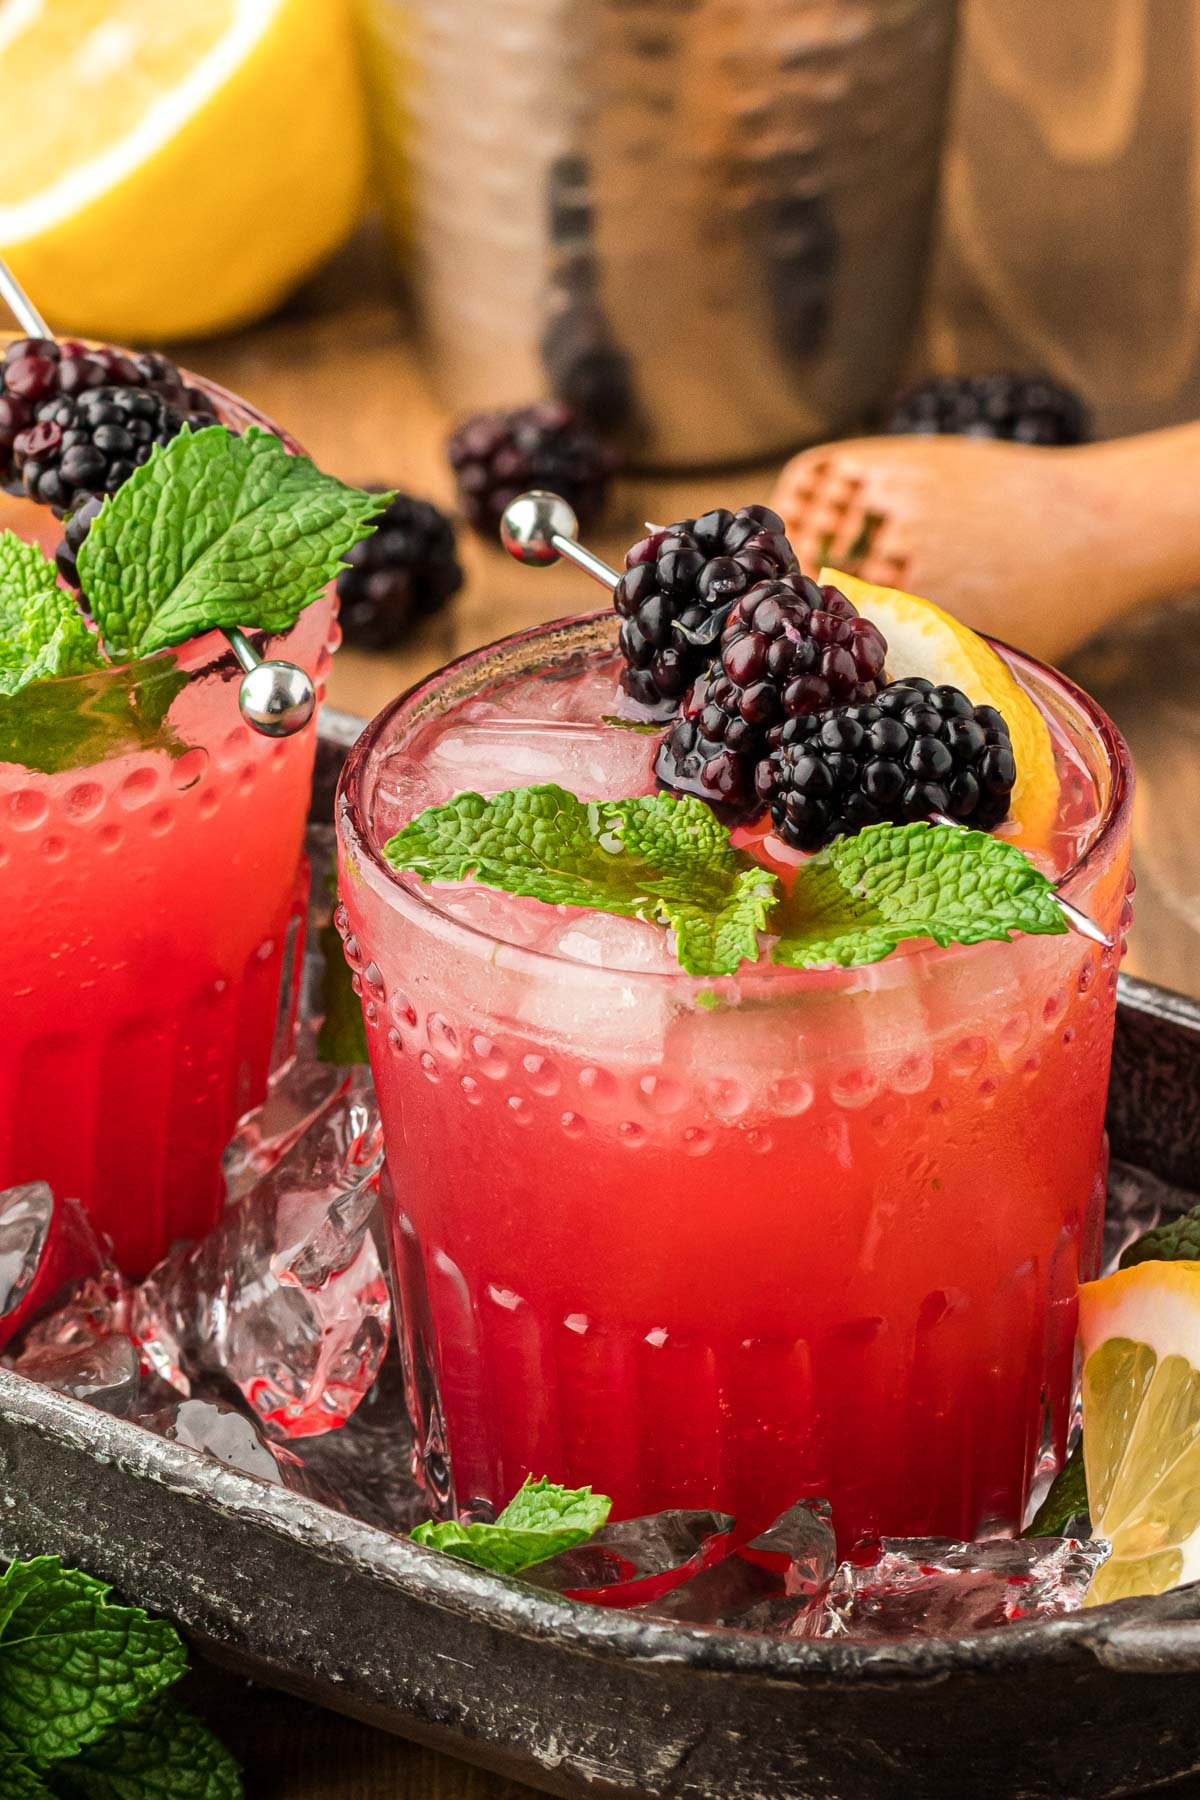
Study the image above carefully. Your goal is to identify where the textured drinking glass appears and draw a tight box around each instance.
[0,379,336,1276]
[337,615,1133,1545]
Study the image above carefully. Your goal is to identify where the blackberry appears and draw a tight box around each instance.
[887,374,1090,447]
[756,678,1017,851]
[653,574,887,808]
[447,400,617,536]
[335,492,464,650]
[14,385,206,515]
[0,335,216,488]
[615,506,797,713]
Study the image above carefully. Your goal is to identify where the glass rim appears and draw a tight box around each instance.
[337,608,1133,986]
[0,349,306,693]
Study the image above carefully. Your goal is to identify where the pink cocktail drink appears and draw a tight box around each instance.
[0,384,336,1276]
[337,615,1132,1545]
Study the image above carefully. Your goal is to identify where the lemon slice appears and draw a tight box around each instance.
[1077,1262,1200,1606]
[0,0,367,341]
[821,567,1060,849]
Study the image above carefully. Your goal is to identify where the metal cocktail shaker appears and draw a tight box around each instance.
[362,0,959,467]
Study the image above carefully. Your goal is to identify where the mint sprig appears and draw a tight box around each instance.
[1120,1199,1200,1268]
[383,784,778,977]
[0,534,103,697]
[771,821,1066,969]
[0,1558,240,1799]
[412,1477,612,1575]
[386,787,1066,975]
[77,426,387,658]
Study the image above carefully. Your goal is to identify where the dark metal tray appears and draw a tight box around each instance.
[2,717,1199,1800]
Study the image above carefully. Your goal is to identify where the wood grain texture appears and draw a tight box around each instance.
[924,0,1200,435]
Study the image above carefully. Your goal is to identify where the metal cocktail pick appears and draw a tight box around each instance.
[0,258,316,738]
[500,489,1113,950]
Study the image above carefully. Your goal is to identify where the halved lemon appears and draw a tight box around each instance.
[1078,1262,1200,1606]
[0,0,368,341]
[821,567,1060,850]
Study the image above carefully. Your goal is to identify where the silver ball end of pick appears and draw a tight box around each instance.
[238,660,317,737]
[499,490,580,565]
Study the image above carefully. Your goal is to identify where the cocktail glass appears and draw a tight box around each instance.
[336,613,1132,1545]
[0,376,336,1276]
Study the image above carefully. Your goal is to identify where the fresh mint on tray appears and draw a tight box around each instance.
[383,785,1065,976]
[412,1477,612,1576]
[0,1556,240,1797]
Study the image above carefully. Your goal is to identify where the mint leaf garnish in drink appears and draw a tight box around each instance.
[383,784,779,978]
[0,1558,184,1764]
[386,788,1068,975]
[77,425,388,658]
[1120,1200,1200,1267]
[411,1477,612,1575]
[772,821,1066,969]
[0,532,103,697]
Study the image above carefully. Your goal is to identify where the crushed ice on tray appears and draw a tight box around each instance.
[814,1536,1110,1641]
[527,1508,736,1606]
[134,1063,390,1438]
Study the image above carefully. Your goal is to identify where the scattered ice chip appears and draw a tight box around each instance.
[224,1037,349,1205]
[11,1333,141,1417]
[818,1536,1109,1640]
[635,1499,836,1634]
[133,1069,391,1439]
[527,1509,735,1607]
[137,1396,330,1500]
[0,1182,110,1351]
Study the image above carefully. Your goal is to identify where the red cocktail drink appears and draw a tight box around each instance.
[337,615,1132,1545]
[0,381,335,1275]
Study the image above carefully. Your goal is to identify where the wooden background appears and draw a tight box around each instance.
[172,2,1200,1792]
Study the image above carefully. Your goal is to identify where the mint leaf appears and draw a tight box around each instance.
[0,1731,52,1797]
[0,1559,184,1763]
[412,1478,611,1575]
[47,1697,242,1800]
[1025,1445,1089,1537]
[78,426,386,658]
[1121,1200,1200,1268]
[0,532,104,697]
[773,821,1066,969]
[0,656,188,776]
[383,785,777,977]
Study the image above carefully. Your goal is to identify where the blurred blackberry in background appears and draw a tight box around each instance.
[886,374,1091,447]
[756,678,1016,851]
[615,507,797,714]
[447,401,617,536]
[336,492,463,650]
[653,574,886,809]
[0,336,216,488]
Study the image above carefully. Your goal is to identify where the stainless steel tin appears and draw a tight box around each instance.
[364,0,959,467]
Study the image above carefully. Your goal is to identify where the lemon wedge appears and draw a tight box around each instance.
[1078,1262,1200,1606]
[0,0,367,341]
[821,567,1060,850]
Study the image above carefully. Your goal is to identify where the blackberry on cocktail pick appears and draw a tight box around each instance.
[615,507,798,713]
[653,573,887,808]
[447,401,617,537]
[886,373,1091,447]
[755,678,1017,851]
[335,492,464,650]
[0,335,216,488]
[14,384,208,515]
